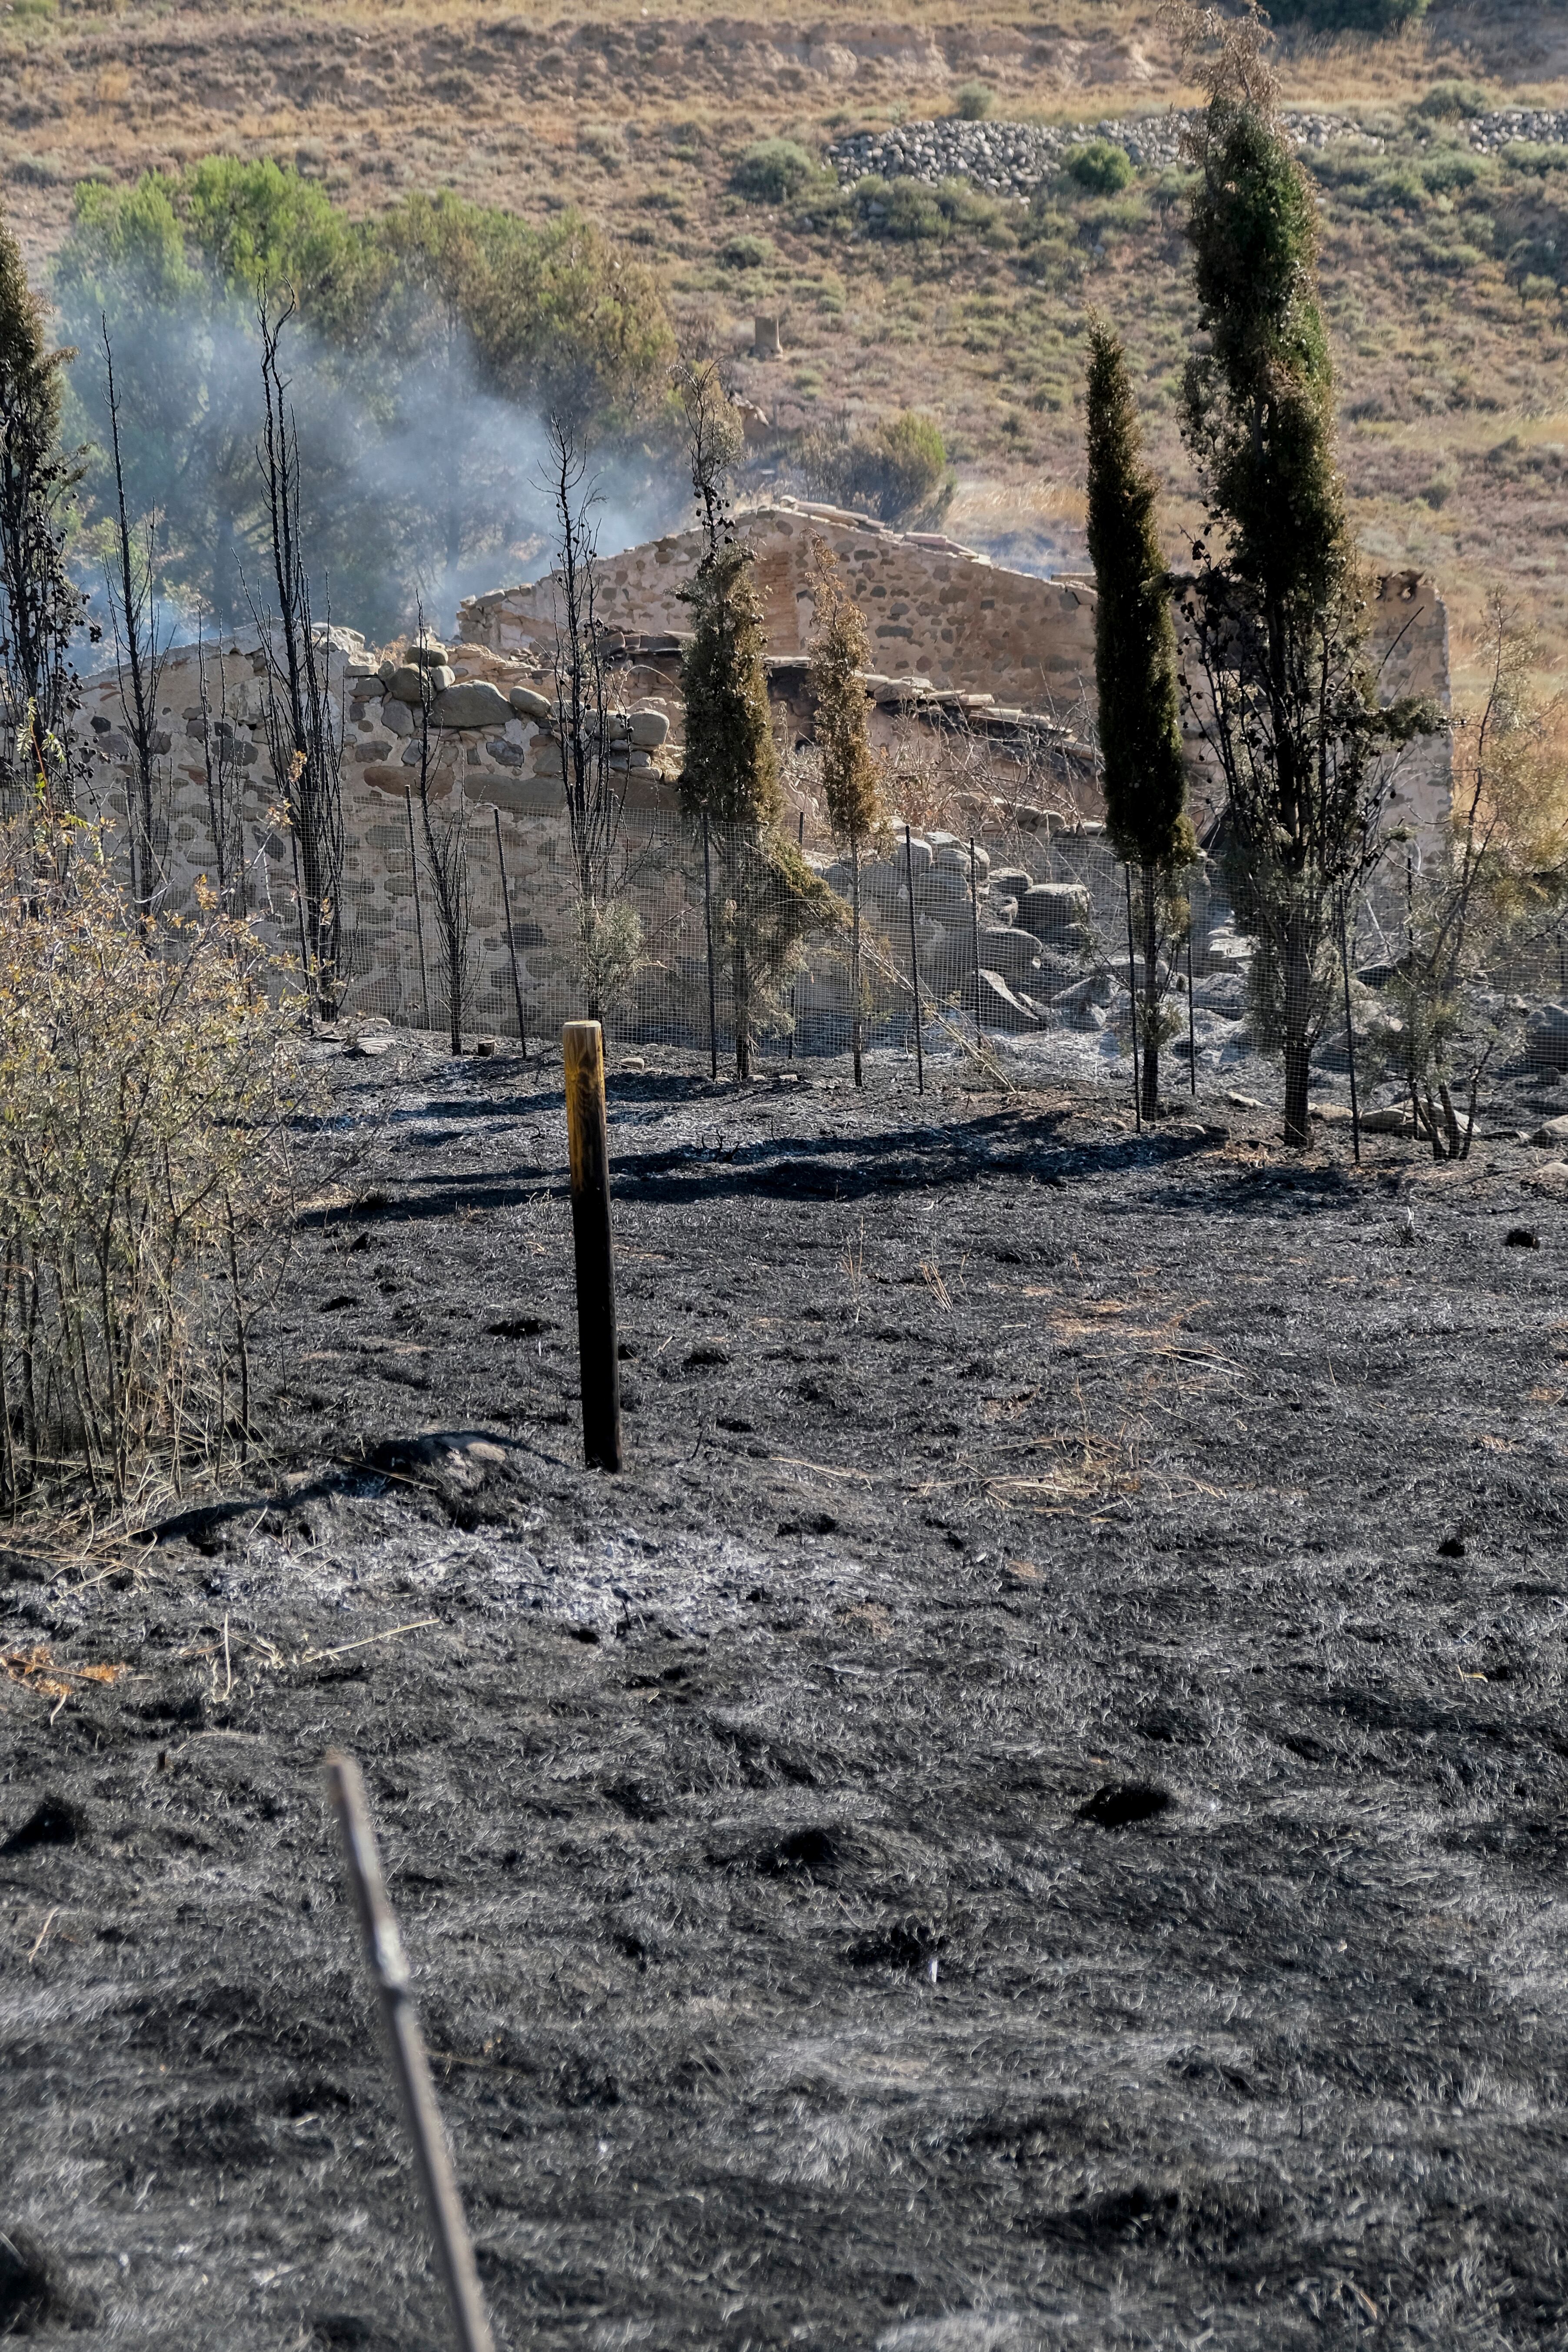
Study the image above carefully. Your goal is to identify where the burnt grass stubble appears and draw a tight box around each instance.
[3,1041,1567,2351]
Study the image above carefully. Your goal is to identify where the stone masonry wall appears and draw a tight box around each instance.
[66,532,1454,1038]
[459,498,1101,721]
[462,503,1454,851]
[65,628,684,1036]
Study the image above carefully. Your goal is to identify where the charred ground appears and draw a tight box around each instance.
[3,1045,1568,2350]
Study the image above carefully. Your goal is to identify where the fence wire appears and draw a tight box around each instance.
[332,808,1568,1103]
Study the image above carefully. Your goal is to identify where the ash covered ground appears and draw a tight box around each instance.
[3,1039,1568,2352]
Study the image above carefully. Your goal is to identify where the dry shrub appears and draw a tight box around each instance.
[0,814,302,1505]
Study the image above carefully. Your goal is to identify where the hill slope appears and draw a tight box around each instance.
[3,0,1568,680]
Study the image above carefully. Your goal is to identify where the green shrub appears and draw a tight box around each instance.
[801,407,951,525]
[1066,140,1134,196]
[1501,140,1568,176]
[852,174,1000,243]
[733,138,823,203]
[1417,80,1489,119]
[955,82,994,121]
[1365,164,1430,212]
[1418,148,1492,194]
[718,232,774,270]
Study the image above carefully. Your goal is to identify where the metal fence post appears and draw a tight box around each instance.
[969,836,983,1046]
[1123,862,1141,1134]
[404,787,430,1033]
[702,815,718,1082]
[904,823,925,1096]
[1186,910,1197,1096]
[492,809,529,1057]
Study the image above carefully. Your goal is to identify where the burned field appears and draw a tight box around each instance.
[3,1046,1568,2351]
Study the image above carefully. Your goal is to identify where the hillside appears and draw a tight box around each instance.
[4,0,1568,684]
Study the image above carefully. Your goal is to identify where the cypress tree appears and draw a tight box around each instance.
[807,537,882,1086]
[1085,317,1192,1120]
[0,201,80,793]
[1179,79,1429,1146]
[678,537,780,832]
[679,538,780,1082]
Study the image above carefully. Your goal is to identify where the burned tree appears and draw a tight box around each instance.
[548,419,641,1024]
[193,621,247,914]
[252,295,345,1020]
[1086,317,1193,1120]
[409,621,471,1055]
[676,355,744,556]
[0,200,82,805]
[808,536,883,1087]
[102,320,170,913]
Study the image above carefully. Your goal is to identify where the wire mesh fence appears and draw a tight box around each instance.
[333,803,1568,1105]
[9,770,1565,1107]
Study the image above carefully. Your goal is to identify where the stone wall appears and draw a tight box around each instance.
[65,628,684,1035]
[461,502,1454,851]
[64,525,1455,1037]
[459,497,1101,721]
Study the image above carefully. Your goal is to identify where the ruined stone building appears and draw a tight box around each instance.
[62,499,1453,1037]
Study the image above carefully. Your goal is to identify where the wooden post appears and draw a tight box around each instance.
[325,1753,496,2352]
[492,809,528,1057]
[562,1020,624,1473]
[903,823,924,1096]
[1186,915,1197,1096]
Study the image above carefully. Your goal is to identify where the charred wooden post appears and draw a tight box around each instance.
[562,1019,624,1472]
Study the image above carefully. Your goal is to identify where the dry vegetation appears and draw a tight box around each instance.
[0,0,1566,691]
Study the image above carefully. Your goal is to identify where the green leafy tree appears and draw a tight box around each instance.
[1173,12,1434,1144]
[1086,316,1193,1120]
[808,537,882,1087]
[0,198,82,791]
[54,169,676,632]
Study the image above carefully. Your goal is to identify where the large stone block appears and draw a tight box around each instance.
[1527,1003,1568,1070]
[432,681,514,731]
[1020,883,1090,944]
[963,968,1038,1030]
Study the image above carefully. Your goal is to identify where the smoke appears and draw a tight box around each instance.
[62,279,689,653]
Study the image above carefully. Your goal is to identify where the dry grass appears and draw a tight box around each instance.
[4,0,1568,659]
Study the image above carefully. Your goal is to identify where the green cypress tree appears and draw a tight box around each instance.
[0,200,80,792]
[1086,317,1193,1120]
[679,539,837,1080]
[1179,76,1430,1146]
[807,537,882,1087]
[678,537,780,832]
